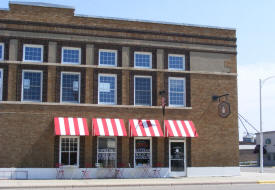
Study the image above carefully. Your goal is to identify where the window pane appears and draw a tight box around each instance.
[135,139,151,166]
[62,48,80,64]
[61,152,69,165]
[24,46,42,62]
[61,73,80,103]
[22,71,42,101]
[135,77,151,106]
[169,79,185,106]
[97,138,116,168]
[99,51,116,66]
[0,70,2,101]
[168,55,185,70]
[135,53,151,68]
[0,44,3,60]
[99,75,116,104]
[60,137,78,166]
[70,152,77,165]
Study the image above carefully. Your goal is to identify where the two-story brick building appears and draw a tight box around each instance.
[0,2,239,179]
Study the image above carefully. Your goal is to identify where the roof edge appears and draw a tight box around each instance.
[9,1,75,10]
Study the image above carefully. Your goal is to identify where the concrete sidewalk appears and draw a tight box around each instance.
[1,172,275,189]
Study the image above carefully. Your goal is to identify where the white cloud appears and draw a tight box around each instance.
[238,62,275,140]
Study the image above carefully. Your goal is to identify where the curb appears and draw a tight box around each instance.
[257,180,275,184]
[0,181,258,189]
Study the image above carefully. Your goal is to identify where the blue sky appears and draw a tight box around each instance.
[1,0,275,139]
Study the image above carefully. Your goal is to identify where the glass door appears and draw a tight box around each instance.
[169,140,186,176]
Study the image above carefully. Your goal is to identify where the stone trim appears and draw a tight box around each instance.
[0,61,237,76]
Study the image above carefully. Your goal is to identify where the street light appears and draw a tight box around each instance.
[259,75,275,173]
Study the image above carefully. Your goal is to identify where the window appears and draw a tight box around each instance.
[0,69,3,101]
[62,47,81,64]
[134,138,152,167]
[60,137,79,166]
[61,72,80,103]
[134,76,152,106]
[267,154,271,161]
[21,70,43,102]
[273,153,275,161]
[134,52,152,68]
[265,138,271,145]
[23,44,43,62]
[168,54,185,70]
[99,49,117,67]
[0,43,4,61]
[98,74,117,104]
[97,137,116,168]
[169,77,186,106]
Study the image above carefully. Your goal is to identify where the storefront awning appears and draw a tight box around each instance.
[92,118,127,136]
[165,120,198,137]
[129,119,164,137]
[54,117,89,136]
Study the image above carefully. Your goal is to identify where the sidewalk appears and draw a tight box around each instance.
[1,172,275,189]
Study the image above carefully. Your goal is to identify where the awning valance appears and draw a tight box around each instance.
[54,117,89,136]
[165,120,198,137]
[129,119,164,137]
[92,118,127,136]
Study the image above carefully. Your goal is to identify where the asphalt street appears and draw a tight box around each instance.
[2,184,275,190]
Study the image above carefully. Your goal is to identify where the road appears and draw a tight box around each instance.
[2,184,275,190]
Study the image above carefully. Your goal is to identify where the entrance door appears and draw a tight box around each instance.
[169,140,186,176]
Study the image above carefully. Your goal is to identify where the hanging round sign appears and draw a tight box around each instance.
[218,101,231,118]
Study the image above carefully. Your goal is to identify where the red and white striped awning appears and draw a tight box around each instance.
[165,120,198,137]
[92,118,127,136]
[54,117,89,136]
[129,119,164,137]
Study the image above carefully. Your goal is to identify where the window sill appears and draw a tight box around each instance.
[0,101,192,110]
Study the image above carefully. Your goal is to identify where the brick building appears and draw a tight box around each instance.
[0,2,239,179]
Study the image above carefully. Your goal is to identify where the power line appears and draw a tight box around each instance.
[238,113,259,133]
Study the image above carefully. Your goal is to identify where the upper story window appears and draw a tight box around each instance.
[60,136,79,166]
[134,52,152,68]
[23,44,43,62]
[21,70,43,102]
[98,74,117,105]
[265,138,271,145]
[168,54,185,70]
[0,69,3,101]
[97,137,116,168]
[169,77,185,107]
[61,72,80,103]
[99,49,117,67]
[0,43,4,61]
[134,76,152,106]
[62,47,81,64]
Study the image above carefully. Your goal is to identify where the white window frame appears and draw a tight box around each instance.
[0,43,4,61]
[61,47,81,65]
[134,51,152,69]
[98,73,117,105]
[134,137,152,168]
[98,49,117,67]
[97,136,117,168]
[23,44,44,63]
[0,69,3,101]
[59,136,80,167]
[168,54,185,70]
[60,72,81,103]
[168,77,186,107]
[134,75,152,106]
[21,70,43,102]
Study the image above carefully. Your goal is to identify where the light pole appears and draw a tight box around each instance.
[259,75,275,173]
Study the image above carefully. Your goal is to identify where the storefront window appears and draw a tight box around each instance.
[97,137,116,168]
[135,138,151,167]
[60,137,79,166]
